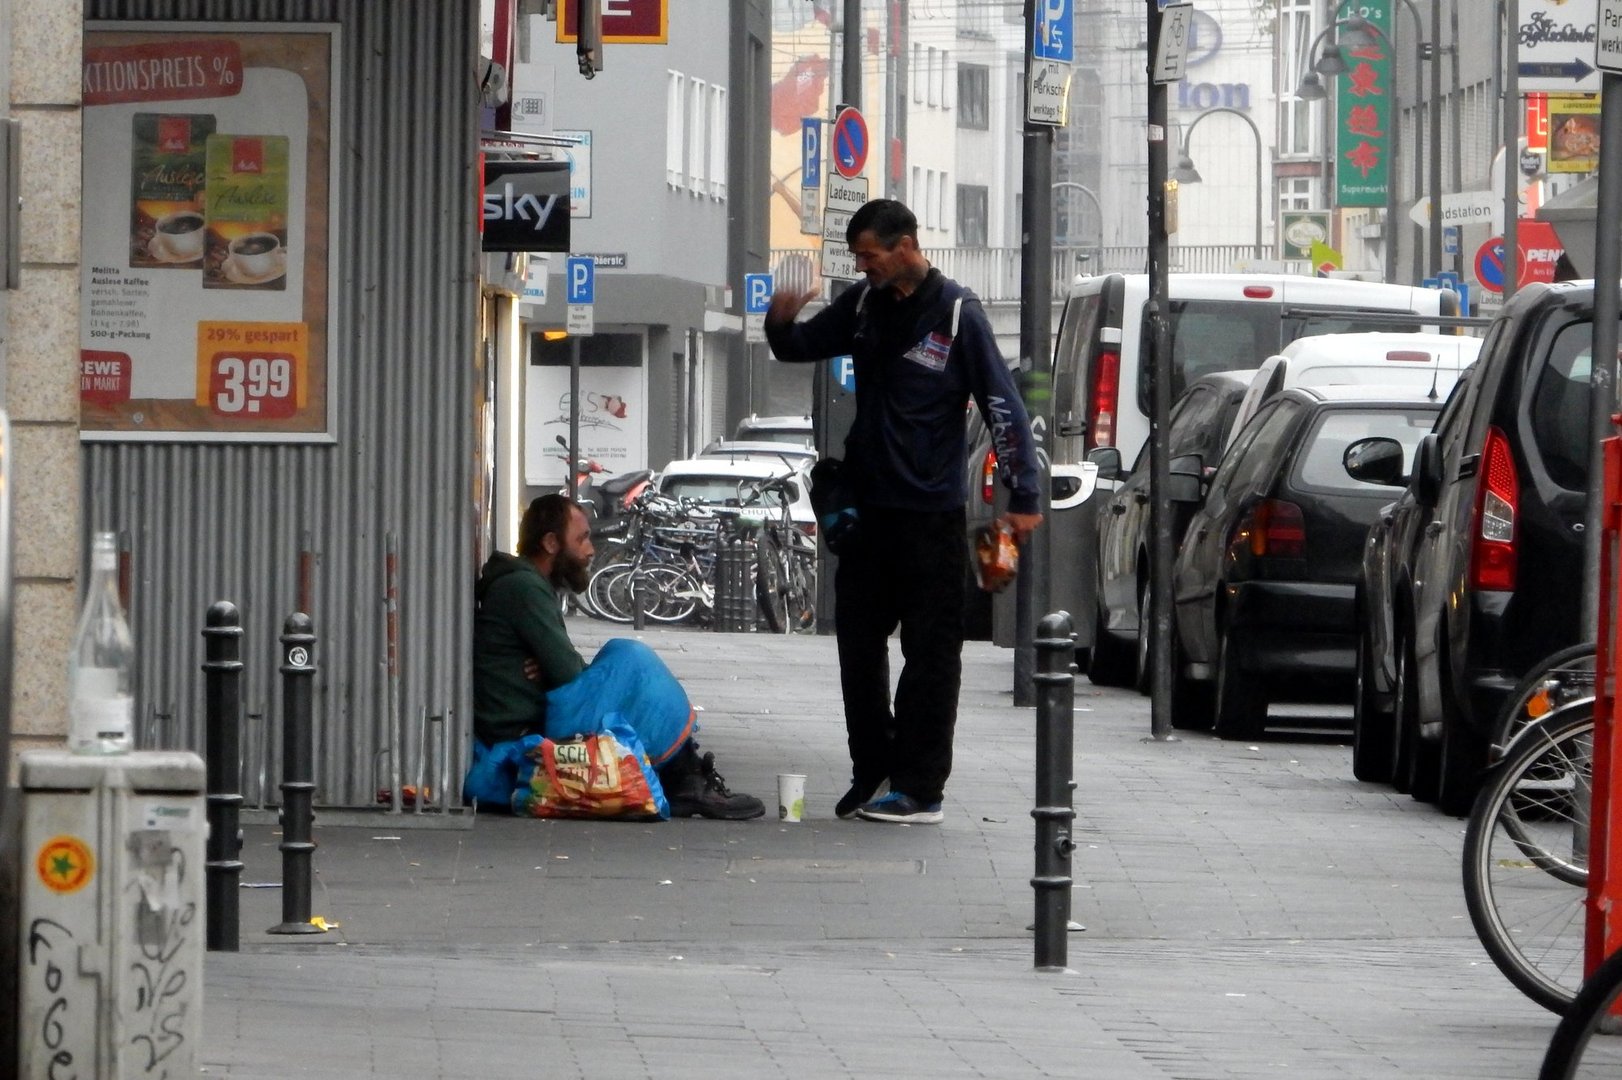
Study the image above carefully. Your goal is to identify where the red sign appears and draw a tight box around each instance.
[558,0,668,44]
[1517,220,1564,287]
[80,351,132,406]
[832,107,869,179]
[82,40,243,107]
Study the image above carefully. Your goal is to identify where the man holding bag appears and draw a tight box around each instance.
[765,198,1043,825]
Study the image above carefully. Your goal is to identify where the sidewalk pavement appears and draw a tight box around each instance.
[202,618,1557,1078]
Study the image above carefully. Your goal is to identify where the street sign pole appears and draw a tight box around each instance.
[1147,0,1178,741]
[1013,0,1062,707]
[1504,0,1520,305]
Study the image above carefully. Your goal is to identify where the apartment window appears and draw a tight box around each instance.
[958,64,988,129]
[957,184,989,247]
[924,169,936,226]
[912,43,924,103]
[940,50,953,110]
[666,70,685,188]
[1279,177,1313,213]
[688,78,707,193]
[709,85,728,200]
[926,47,939,107]
[937,172,950,234]
[911,165,921,207]
[1278,0,1316,157]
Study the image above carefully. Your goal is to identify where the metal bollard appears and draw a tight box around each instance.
[202,600,245,951]
[269,612,325,935]
[1031,610,1078,970]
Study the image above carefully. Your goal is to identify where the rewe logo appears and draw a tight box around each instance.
[483,183,561,230]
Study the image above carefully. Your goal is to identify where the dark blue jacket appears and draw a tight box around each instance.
[765,269,1041,515]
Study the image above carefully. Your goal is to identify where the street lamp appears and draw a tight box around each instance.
[1051,180,1105,268]
[1173,107,1265,258]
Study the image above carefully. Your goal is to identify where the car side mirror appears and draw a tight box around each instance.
[1343,436,1406,487]
[1086,446,1124,482]
[1167,453,1204,504]
[1411,433,1442,508]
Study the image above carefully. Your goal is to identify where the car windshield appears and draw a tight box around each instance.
[660,474,797,506]
[1295,406,1439,492]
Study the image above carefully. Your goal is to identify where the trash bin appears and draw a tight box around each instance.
[711,533,757,634]
[17,749,206,1077]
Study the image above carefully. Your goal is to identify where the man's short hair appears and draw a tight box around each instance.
[518,494,578,558]
[847,199,918,250]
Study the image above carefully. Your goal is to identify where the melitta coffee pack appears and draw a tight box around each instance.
[130,113,215,269]
[203,133,290,290]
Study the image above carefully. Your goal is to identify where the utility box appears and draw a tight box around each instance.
[16,750,206,1078]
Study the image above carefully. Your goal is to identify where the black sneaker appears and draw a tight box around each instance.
[855,791,943,824]
[835,778,889,820]
[666,752,765,820]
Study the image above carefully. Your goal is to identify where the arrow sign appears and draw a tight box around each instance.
[1518,59,1596,83]
[1408,189,1502,228]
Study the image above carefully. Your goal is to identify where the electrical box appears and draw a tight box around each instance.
[16,750,206,1078]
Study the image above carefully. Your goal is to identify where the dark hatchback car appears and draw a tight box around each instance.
[1377,282,1605,814]
[1170,386,1442,740]
[1086,370,1254,690]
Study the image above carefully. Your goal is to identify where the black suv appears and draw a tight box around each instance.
[1086,370,1254,690]
[1171,386,1442,740]
[1380,282,1603,814]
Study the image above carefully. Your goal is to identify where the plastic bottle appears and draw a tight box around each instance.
[67,531,134,754]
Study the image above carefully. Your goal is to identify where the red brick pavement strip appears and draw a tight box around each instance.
[204,620,1557,1078]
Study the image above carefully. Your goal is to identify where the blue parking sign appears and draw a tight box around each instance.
[1033,0,1074,63]
[801,118,821,189]
[744,273,773,315]
[566,256,594,305]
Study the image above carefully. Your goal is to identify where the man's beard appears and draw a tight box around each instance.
[552,551,591,595]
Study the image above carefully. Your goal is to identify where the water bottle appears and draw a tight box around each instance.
[67,531,134,754]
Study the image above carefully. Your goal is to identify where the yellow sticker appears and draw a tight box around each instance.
[36,835,95,894]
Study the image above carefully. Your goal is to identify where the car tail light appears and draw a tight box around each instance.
[1243,285,1275,299]
[981,449,998,505]
[1239,499,1306,558]
[1087,349,1120,450]
[1469,424,1518,592]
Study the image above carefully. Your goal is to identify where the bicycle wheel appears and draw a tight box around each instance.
[1540,945,1622,1079]
[638,564,700,623]
[785,547,816,631]
[1494,643,1596,756]
[756,532,788,633]
[1462,703,1593,1014]
[586,563,634,624]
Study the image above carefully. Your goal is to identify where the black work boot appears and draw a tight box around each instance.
[663,749,765,820]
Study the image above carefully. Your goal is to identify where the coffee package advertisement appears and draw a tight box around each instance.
[79,28,334,440]
[129,112,215,269]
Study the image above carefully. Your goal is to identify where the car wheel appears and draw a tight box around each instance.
[1351,613,1394,784]
[1169,632,1214,731]
[1213,625,1265,741]
[1133,584,1152,694]
[1390,627,1417,794]
[1434,682,1486,816]
[1088,596,1136,688]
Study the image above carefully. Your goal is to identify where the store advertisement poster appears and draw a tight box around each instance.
[1547,94,1600,174]
[523,365,647,487]
[1334,0,1391,209]
[80,25,338,441]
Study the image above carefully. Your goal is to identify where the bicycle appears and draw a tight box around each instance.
[1539,943,1622,1078]
[738,474,816,634]
[1462,696,1593,1014]
[1493,642,1596,757]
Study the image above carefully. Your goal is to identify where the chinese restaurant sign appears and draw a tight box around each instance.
[80,25,339,442]
[1335,0,1392,208]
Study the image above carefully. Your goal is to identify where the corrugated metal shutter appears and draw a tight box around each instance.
[83,0,478,807]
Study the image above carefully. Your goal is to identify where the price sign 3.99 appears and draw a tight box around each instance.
[196,321,309,420]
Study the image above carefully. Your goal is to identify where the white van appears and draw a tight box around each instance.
[1008,273,1457,651]
[1226,331,1483,449]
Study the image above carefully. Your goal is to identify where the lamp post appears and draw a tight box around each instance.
[1172,107,1265,258]
[1051,180,1105,268]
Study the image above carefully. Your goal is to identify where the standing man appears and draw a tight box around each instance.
[764,199,1042,824]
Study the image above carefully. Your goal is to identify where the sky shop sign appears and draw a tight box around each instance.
[1335,0,1392,208]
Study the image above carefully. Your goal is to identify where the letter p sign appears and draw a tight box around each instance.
[566,256,595,305]
[744,273,773,315]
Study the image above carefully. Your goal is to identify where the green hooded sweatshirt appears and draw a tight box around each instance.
[472,552,586,745]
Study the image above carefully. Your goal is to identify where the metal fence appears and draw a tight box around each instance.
[770,245,1303,302]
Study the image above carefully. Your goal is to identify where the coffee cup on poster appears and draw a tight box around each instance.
[228,232,284,278]
[154,210,206,260]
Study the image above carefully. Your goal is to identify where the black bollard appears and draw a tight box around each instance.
[202,601,245,951]
[1031,610,1078,970]
[269,612,324,935]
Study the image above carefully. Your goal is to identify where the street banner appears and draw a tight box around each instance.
[1335,0,1392,208]
[81,25,338,442]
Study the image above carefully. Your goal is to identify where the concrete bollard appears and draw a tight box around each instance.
[202,600,245,951]
[268,612,324,936]
[1031,610,1078,971]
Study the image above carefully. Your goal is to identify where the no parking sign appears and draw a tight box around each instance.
[1474,238,1506,295]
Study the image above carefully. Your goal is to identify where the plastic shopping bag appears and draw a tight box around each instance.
[511,722,669,820]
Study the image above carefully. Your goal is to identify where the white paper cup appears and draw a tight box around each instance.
[777,773,806,822]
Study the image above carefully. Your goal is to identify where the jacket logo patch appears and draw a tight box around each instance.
[903,331,953,372]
